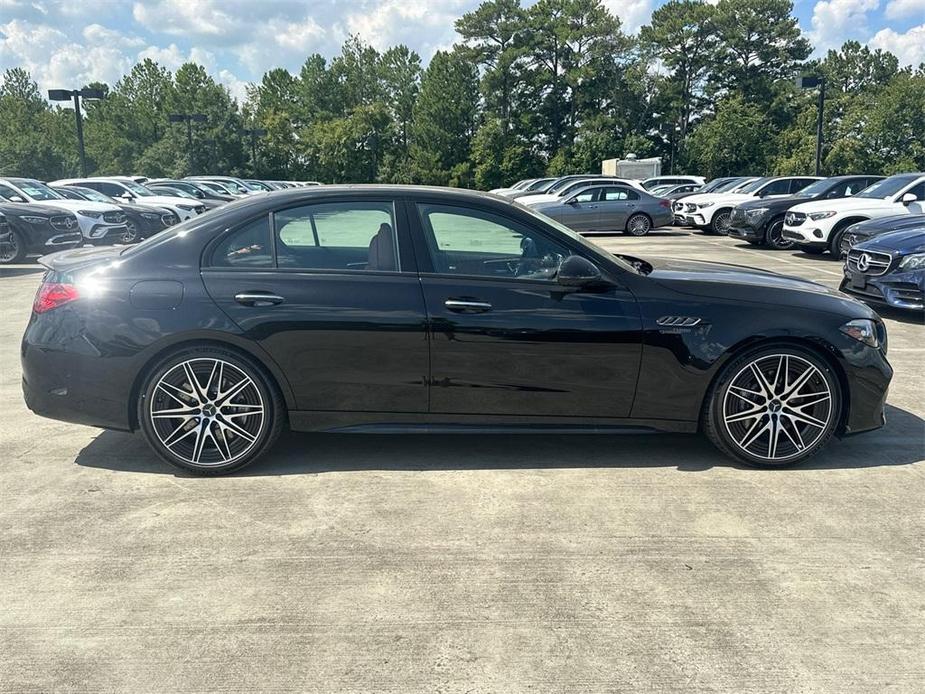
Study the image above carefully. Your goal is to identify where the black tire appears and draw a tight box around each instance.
[121,220,140,244]
[701,344,842,468]
[800,246,827,256]
[0,228,27,264]
[137,345,285,475]
[828,222,855,258]
[765,218,793,250]
[625,213,652,236]
[708,210,732,235]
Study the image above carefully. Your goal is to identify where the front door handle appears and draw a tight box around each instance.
[445,299,492,313]
[234,292,285,307]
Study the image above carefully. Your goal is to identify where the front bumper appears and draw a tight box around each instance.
[86,223,129,244]
[783,224,829,245]
[839,269,925,312]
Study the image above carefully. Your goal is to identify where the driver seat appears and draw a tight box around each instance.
[367,223,396,271]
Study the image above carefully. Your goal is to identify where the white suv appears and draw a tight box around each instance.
[0,177,127,244]
[678,176,821,234]
[783,173,925,254]
[52,177,206,221]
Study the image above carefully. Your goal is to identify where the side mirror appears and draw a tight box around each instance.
[10,195,25,203]
[901,192,918,205]
[565,197,579,205]
[557,255,606,288]
[120,192,135,201]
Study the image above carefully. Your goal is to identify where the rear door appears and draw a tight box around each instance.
[593,187,639,231]
[200,197,429,413]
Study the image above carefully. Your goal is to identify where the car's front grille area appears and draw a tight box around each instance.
[785,211,806,226]
[103,211,126,224]
[847,249,892,276]
[50,215,76,231]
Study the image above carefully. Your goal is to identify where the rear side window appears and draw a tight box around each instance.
[274,201,398,272]
[211,216,273,268]
[601,187,638,201]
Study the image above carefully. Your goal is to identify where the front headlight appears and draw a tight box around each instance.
[809,211,837,220]
[20,215,48,224]
[698,202,714,209]
[898,253,925,271]
[746,207,769,218]
[840,319,879,348]
[77,210,102,219]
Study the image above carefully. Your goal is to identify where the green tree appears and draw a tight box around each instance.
[686,95,772,176]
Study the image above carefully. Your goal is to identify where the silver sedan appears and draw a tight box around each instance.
[529,184,674,235]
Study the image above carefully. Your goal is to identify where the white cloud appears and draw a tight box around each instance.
[602,0,653,33]
[869,23,925,66]
[884,0,925,18]
[136,43,217,72]
[807,0,880,54]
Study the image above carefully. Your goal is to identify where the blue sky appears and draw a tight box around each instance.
[1,0,922,103]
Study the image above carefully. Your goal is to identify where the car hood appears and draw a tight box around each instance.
[0,201,70,218]
[122,203,172,215]
[133,195,196,208]
[639,256,875,317]
[34,200,122,213]
[682,192,755,206]
[790,197,897,214]
[736,195,812,211]
[855,228,925,255]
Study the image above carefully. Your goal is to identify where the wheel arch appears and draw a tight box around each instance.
[699,335,850,434]
[126,332,296,431]
[625,211,652,231]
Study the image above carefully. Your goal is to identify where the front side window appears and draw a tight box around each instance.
[212,216,273,268]
[418,204,570,280]
[572,189,599,203]
[601,187,638,201]
[275,201,398,272]
[758,179,791,196]
[0,183,22,200]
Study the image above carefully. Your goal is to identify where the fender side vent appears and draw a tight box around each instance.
[657,316,702,327]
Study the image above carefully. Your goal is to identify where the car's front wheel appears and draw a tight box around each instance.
[703,346,841,467]
[0,228,26,264]
[138,346,285,474]
[121,220,140,244]
[765,218,793,250]
[708,210,732,235]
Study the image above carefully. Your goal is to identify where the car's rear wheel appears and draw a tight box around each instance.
[625,213,651,236]
[708,210,732,235]
[138,346,284,475]
[765,218,793,250]
[702,345,841,467]
[0,228,26,264]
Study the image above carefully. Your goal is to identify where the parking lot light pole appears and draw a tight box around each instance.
[48,88,105,177]
[169,113,207,172]
[243,128,267,175]
[796,76,827,176]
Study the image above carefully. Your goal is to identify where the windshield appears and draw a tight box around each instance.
[120,180,155,197]
[856,175,921,199]
[702,178,736,193]
[199,181,229,194]
[736,177,769,194]
[210,179,248,194]
[14,180,63,201]
[526,178,553,191]
[793,178,837,198]
[547,176,597,194]
[75,187,117,204]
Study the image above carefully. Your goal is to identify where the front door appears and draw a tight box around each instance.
[410,201,642,418]
[201,199,428,413]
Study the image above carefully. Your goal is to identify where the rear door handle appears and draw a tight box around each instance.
[445,299,492,313]
[234,292,285,307]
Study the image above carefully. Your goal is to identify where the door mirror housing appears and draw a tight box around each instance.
[901,192,918,205]
[557,255,607,288]
[565,197,579,205]
[9,195,25,203]
[120,192,135,201]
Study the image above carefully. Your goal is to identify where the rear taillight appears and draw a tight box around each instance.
[33,282,80,313]
[659,200,671,208]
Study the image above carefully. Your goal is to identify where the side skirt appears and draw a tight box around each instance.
[288,411,698,435]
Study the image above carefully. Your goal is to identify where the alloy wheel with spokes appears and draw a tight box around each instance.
[710,211,732,235]
[626,213,651,236]
[705,348,840,466]
[0,229,25,264]
[140,348,283,473]
[121,220,140,244]
[765,219,793,250]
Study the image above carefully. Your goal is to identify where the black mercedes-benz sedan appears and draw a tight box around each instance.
[21,186,893,474]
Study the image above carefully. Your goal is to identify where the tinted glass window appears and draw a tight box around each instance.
[573,189,598,203]
[211,216,273,268]
[0,183,21,200]
[275,201,397,271]
[857,175,921,199]
[601,187,638,201]
[789,178,817,193]
[905,182,925,200]
[758,179,791,196]
[418,204,569,280]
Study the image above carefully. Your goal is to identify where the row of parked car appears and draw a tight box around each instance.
[0,175,319,264]
[493,172,924,314]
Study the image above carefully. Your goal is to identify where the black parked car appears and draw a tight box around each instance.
[22,186,892,474]
[840,229,925,313]
[53,185,179,243]
[837,214,925,259]
[0,202,82,264]
[729,176,883,249]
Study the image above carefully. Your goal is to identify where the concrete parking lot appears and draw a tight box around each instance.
[1,230,923,693]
